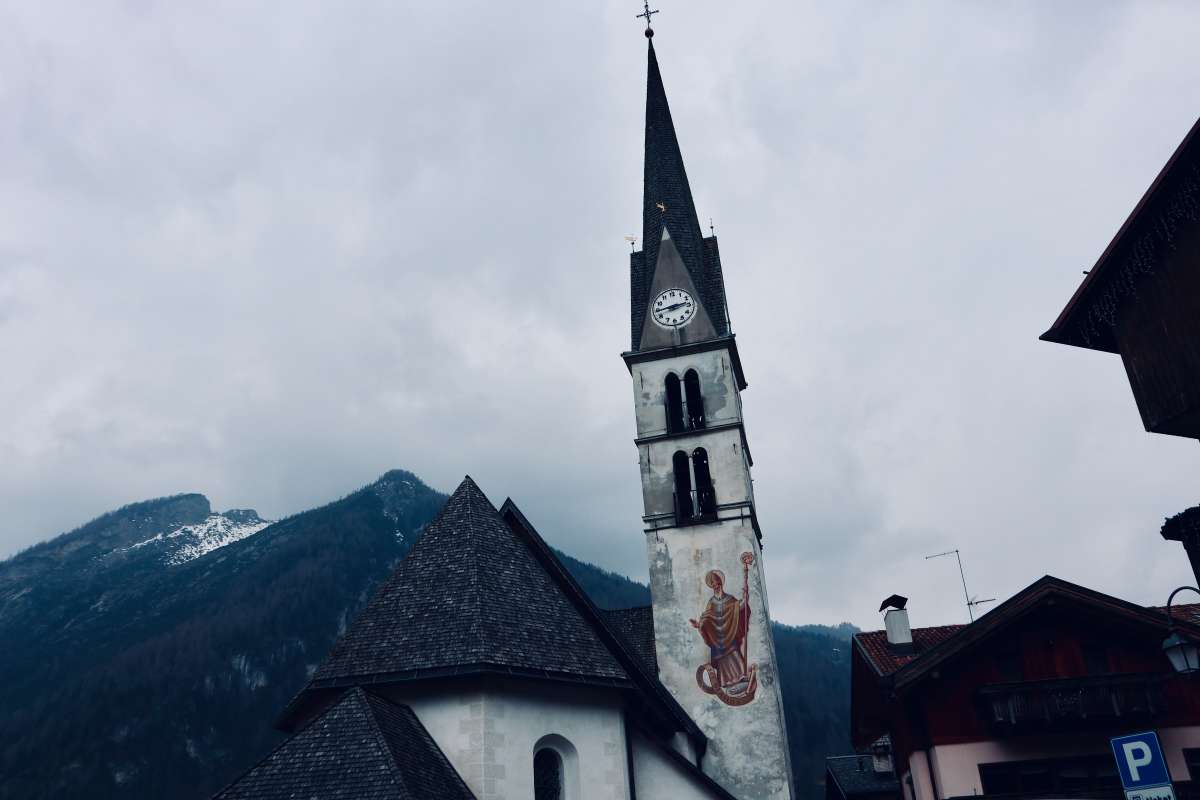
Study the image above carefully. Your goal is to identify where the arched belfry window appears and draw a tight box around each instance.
[534,748,563,800]
[692,447,716,516]
[665,373,685,433]
[683,369,705,430]
[673,450,694,523]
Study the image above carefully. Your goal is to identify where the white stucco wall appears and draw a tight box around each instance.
[638,428,753,523]
[630,349,742,438]
[631,348,754,528]
[909,725,1200,800]
[927,737,1113,798]
[630,728,729,799]
[906,752,934,800]
[1158,725,1200,781]
[647,517,794,800]
[629,327,792,799]
[387,680,630,800]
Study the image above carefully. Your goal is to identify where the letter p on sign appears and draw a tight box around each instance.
[1123,742,1154,782]
[1111,732,1171,793]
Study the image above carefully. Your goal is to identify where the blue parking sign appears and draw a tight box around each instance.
[1111,732,1172,795]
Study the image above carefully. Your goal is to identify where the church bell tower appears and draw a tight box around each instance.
[624,31,794,800]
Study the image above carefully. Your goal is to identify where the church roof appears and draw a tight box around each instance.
[282,477,704,746]
[602,605,659,675]
[213,688,475,800]
[309,476,628,686]
[630,40,730,350]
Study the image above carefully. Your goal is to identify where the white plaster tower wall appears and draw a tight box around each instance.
[626,34,795,799]
[633,350,794,800]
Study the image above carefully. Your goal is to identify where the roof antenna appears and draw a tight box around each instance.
[636,1,659,37]
[925,549,995,622]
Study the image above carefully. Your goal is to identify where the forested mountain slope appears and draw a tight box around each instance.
[0,470,851,800]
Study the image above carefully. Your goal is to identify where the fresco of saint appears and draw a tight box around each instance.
[689,551,758,706]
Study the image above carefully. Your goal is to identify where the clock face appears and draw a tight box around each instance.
[652,288,697,328]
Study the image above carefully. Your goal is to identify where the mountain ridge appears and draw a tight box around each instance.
[0,469,851,800]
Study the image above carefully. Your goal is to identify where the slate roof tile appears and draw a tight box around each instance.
[313,476,628,685]
[213,688,474,800]
[602,605,659,675]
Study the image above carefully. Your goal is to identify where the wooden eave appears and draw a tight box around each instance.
[889,575,1200,693]
[1040,115,1200,353]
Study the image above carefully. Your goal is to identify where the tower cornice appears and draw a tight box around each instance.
[633,420,754,469]
[621,334,747,391]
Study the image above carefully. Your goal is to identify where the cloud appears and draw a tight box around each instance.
[2,1,1199,629]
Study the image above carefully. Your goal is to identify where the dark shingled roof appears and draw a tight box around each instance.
[825,755,900,799]
[312,476,628,686]
[602,605,659,675]
[630,40,730,350]
[213,688,475,800]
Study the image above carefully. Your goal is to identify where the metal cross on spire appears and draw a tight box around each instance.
[636,1,659,36]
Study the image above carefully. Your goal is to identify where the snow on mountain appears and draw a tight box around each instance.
[123,510,271,565]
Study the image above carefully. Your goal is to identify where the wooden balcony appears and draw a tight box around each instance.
[978,673,1166,733]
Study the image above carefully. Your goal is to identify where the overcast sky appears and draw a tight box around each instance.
[4,1,1200,630]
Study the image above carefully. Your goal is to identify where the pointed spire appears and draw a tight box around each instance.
[642,40,705,281]
[629,39,729,351]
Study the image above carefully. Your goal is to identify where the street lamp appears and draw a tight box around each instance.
[1163,586,1200,674]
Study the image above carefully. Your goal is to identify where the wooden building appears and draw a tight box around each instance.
[848,576,1200,800]
[1041,116,1200,439]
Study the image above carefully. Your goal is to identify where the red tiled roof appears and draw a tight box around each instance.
[854,624,964,676]
[855,602,1200,677]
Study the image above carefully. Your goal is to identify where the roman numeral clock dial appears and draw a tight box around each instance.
[652,288,696,328]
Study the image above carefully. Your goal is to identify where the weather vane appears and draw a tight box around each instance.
[636,1,659,36]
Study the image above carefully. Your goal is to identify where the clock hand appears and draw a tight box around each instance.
[658,301,687,313]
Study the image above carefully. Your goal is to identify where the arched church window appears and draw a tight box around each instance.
[534,747,563,800]
[673,449,694,523]
[684,369,705,430]
[665,373,685,433]
[692,447,716,516]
